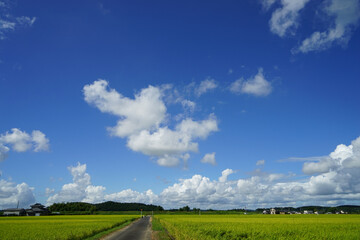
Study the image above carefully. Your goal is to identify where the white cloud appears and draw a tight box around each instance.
[201,152,217,165]
[127,115,218,167]
[84,80,218,167]
[295,0,360,53]
[15,16,36,27]
[49,139,360,209]
[153,136,360,208]
[180,99,196,112]
[0,2,36,40]
[32,130,50,152]
[195,78,218,97]
[105,189,158,204]
[269,0,310,37]
[302,157,338,175]
[230,68,272,97]
[47,162,158,205]
[45,188,55,197]
[261,0,277,10]
[256,159,265,166]
[330,143,353,161]
[219,169,235,182]
[0,128,50,161]
[157,155,181,167]
[83,80,166,138]
[47,162,106,204]
[0,128,32,152]
[0,144,9,162]
[0,179,35,209]
[302,136,360,174]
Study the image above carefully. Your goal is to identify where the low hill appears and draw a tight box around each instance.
[95,201,164,211]
[48,201,163,213]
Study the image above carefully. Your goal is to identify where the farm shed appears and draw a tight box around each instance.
[3,208,26,216]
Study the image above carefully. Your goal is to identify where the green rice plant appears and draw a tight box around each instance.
[155,214,360,240]
[0,215,138,240]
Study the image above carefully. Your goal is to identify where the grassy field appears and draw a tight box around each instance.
[0,215,138,240]
[155,214,360,240]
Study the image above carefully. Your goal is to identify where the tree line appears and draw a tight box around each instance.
[48,201,164,213]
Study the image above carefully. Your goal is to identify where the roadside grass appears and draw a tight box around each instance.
[84,219,134,240]
[152,217,172,240]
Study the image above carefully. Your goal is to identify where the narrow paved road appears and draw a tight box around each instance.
[102,216,151,240]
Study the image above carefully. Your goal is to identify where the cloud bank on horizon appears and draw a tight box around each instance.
[41,136,360,209]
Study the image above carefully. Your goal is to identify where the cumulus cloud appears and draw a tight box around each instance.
[105,189,158,204]
[201,152,217,165]
[302,157,337,175]
[295,0,360,53]
[268,0,310,37]
[0,128,50,161]
[32,130,50,152]
[157,136,360,208]
[0,179,35,209]
[48,140,360,209]
[195,78,218,97]
[84,80,218,167]
[83,80,166,138]
[0,144,9,162]
[127,115,218,167]
[159,135,359,208]
[47,162,106,204]
[0,2,36,40]
[230,68,272,97]
[47,162,157,205]
[0,128,32,152]
[219,169,235,182]
[302,137,360,174]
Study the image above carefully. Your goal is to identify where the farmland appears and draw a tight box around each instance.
[155,214,360,240]
[0,215,138,240]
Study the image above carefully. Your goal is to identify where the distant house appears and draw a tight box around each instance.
[270,208,276,214]
[263,210,270,214]
[3,208,26,216]
[26,203,50,216]
[303,210,313,214]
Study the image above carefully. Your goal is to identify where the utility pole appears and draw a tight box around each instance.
[141,209,143,217]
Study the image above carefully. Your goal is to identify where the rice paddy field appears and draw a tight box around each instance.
[0,215,138,240]
[155,214,360,240]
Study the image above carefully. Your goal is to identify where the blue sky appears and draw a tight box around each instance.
[1,0,360,209]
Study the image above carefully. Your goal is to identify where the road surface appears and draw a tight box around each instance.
[102,216,151,240]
